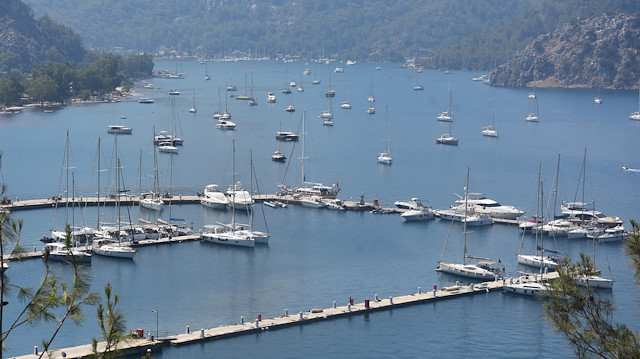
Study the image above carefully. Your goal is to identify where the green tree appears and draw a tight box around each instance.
[0,152,98,358]
[0,77,25,107]
[90,283,136,359]
[543,220,640,358]
[27,75,60,105]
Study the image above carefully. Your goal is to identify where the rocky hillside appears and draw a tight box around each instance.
[491,14,640,89]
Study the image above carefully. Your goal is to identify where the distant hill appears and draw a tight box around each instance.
[0,0,85,74]
[491,14,640,89]
[23,0,534,64]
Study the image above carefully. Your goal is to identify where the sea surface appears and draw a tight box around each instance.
[1,60,639,358]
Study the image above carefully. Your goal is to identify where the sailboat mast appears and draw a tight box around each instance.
[116,157,121,244]
[301,110,307,187]
[463,167,469,265]
[65,130,69,225]
[97,137,101,230]
[231,140,236,231]
[385,106,390,153]
[552,153,561,220]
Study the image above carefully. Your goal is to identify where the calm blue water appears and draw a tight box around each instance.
[1,60,639,358]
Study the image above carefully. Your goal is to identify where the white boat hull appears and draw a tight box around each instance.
[435,262,498,281]
[92,245,136,259]
[575,275,614,289]
[201,233,255,247]
[516,254,558,270]
[503,281,547,296]
[401,209,435,221]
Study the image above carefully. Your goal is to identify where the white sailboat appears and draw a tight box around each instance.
[92,146,136,259]
[436,80,453,122]
[517,163,559,270]
[481,89,498,137]
[435,121,458,145]
[202,140,255,248]
[140,145,164,211]
[630,87,640,120]
[525,96,539,122]
[189,90,197,113]
[277,110,340,198]
[377,106,392,164]
[435,167,503,281]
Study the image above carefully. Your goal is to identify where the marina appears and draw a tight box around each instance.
[0,60,638,358]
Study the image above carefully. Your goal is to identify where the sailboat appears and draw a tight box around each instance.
[575,242,614,289]
[204,61,211,80]
[232,151,270,244]
[201,140,255,248]
[216,89,237,129]
[277,110,340,198]
[282,64,292,94]
[377,106,392,164]
[157,98,183,153]
[366,74,375,114]
[525,96,539,122]
[436,79,453,122]
[248,72,258,106]
[325,70,335,98]
[435,167,503,281]
[629,86,640,120]
[92,137,136,259]
[236,73,251,100]
[285,93,295,112]
[320,93,334,126]
[481,89,498,137]
[516,163,559,270]
[140,145,164,211]
[340,75,352,109]
[436,121,458,145]
[189,90,197,113]
[413,70,424,91]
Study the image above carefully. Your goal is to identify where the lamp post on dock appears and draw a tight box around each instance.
[151,309,158,341]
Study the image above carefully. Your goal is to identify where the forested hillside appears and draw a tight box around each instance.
[24,0,535,65]
[0,0,84,74]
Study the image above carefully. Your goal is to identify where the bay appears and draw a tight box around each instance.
[0,60,639,358]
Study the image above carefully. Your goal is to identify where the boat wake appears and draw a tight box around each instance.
[620,165,640,172]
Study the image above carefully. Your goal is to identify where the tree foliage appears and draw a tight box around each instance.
[542,220,640,358]
[0,152,99,358]
[90,283,136,359]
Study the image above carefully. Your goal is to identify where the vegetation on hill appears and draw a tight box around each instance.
[0,0,154,107]
[23,0,640,72]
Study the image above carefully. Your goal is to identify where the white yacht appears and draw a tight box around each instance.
[340,101,351,109]
[592,225,628,242]
[437,207,493,226]
[276,131,299,141]
[299,196,327,208]
[401,207,436,221]
[436,111,453,122]
[44,242,92,264]
[542,219,575,236]
[107,125,132,134]
[454,193,524,220]
[593,96,603,104]
[560,201,622,227]
[525,113,539,122]
[200,184,229,209]
[226,181,254,210]
[267,92,277,103]
[216,118,237,129]
[394,198,426,210]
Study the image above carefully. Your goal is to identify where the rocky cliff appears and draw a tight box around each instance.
[491,14,640,89]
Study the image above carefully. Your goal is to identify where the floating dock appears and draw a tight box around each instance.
[13,272,558,358]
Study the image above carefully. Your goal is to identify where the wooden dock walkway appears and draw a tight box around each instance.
[14,272,558,358]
